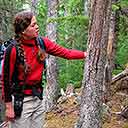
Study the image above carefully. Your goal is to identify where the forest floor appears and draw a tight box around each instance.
[44,89,128,128]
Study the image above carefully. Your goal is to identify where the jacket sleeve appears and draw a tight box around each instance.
[43,37,85,59]
[2,46,16,102]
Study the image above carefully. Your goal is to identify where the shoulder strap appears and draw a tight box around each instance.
[0,39,13,61]
[4,40,17,83]
[3,39,26,100]
[36,36,47,89]
[11,40,19,85]
[37,36,46,51]
[3,40,18,99]
[4,39,18,75]
[36,36,46,68]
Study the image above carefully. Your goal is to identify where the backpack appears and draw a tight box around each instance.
[1,37,47,99]
[0,39,13,77]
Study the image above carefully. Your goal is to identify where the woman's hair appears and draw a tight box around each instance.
[14,10,34,35]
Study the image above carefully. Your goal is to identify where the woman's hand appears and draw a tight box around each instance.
[84,52,87,58]
[5,102,15,121]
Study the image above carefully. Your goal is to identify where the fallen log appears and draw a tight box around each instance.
[111,68,128,84]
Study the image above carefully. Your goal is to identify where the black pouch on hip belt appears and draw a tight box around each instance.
[32,86,43,100]
[14,93,24,119]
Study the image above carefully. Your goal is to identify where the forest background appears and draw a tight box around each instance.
[0,0,128,90]
[0,0,128,127]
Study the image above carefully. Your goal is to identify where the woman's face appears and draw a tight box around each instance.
[22,16,39,39]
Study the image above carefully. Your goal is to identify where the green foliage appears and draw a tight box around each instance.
[15,0,26,11]
[56,21,88,88]
[55,15,88,89]
[65,0,85,15]
[108,0,128,71]
[112,0,128,12]
[112,0,128,75]
[46,0,88,89]
[47,15,88,25]
[115,15,128,69]
[58,59,84,89]
[112,4,120,11]
[119,0,128,7]
[112,69,123,76]
[36,0,128,87]
[58,0,85,16]
[0,0,27,40]
[37,0,47,35]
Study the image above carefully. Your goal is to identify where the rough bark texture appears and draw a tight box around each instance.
[103,0,119,102]
[45,0,59,111]
[84,0,88,16]
[0,0,16,41]
[31,0,39,14]
[76,0,111,128]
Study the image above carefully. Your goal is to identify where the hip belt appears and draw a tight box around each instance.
[24,85,43,100]
[14,84,43,100]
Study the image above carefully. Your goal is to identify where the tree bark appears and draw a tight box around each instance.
[103,0,119,102]
[76,0,111,128]
[0,0,16,41]
[45,0,59,111]
[84,0,89,16]
[31,0,39,14]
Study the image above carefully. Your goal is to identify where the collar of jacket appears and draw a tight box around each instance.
[20,38,37,46]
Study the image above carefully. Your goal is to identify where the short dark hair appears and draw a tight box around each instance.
[14,11,34,34]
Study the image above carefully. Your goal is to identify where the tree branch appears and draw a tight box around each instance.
[111,68,128,84]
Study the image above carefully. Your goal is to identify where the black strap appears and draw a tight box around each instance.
[12,41,25,94]
[36,37,46,69]
[37,37,46,50]
[3,41,18,101]
[3,39,25,99]
[0,39,13,61]
[37,37,47,85]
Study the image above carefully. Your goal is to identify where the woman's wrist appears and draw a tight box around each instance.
[5,102,13,109]
[84,52,87,58]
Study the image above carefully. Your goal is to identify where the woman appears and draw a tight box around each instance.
[2,10,87,128]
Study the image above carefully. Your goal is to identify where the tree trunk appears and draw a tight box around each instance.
[84,0,88,16]
[0,14,3,42]
[45,0,59,111]
[75,0,111,128]
[0,0,16,41]
[31,0,39,14]
[103,0,119,102]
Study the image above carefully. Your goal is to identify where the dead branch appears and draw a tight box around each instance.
[111,68,128,84]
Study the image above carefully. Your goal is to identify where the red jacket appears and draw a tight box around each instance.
[2,37,85,102]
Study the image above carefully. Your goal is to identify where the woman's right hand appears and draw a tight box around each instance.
[5,102,15,121]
